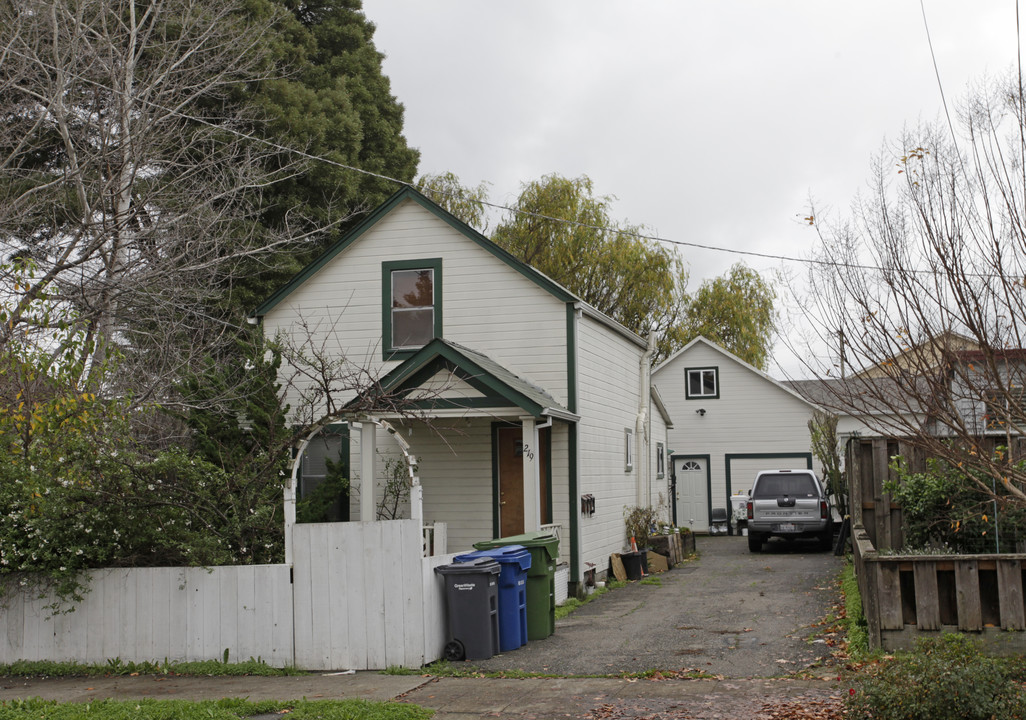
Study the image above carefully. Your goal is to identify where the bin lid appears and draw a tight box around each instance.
[474,532,558,560]
[434,557,500,575]
[454,545,532,572]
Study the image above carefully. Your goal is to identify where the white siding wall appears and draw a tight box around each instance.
[648,403,672,523]
[262,199,569,417]
[654,342,820,521]
[576,314,646,573]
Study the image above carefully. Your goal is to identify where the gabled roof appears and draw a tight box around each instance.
[652,336,820,410]
[349,337,578,421]
[252,185,579,318]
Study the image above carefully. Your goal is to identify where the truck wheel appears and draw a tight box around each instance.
[748,533,762,552]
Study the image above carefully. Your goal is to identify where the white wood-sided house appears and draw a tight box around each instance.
[652,337,829,532]
[252,186,671,591]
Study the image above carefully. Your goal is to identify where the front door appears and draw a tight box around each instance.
[496,425,551,536]
[497,426,525,536]
[674,456,709,532]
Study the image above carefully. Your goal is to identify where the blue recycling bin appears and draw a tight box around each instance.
[455,545,531,652]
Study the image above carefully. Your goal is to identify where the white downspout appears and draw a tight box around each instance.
[636,333,657,507]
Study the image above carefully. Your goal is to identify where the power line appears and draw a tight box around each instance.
[0,43,1008,279]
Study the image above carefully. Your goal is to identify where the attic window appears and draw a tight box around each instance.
[685,367,719,399]
[382,258,443,359]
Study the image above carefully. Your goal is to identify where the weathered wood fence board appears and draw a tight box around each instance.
[0,565,294,666]
[0,520,451,670]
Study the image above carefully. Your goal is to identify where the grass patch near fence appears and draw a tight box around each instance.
[0,657,306,678]
[840,558,869,660]
[0,698,431,720]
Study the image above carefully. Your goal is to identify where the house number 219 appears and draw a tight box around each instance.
[522,443,535,461]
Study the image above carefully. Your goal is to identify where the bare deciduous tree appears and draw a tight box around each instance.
[0,0,319,415]
[793,72,1026,502]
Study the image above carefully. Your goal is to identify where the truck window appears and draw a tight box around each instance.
[753,473,817,498]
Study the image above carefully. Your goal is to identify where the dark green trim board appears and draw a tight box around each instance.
[565,304,577,415]
[565,304,581,584]
[543,425,553,525]
[490,422,506,538]
[723,452,813,511]
[253,186,577,319]
[568,422,579,583]
[381,258,443,361]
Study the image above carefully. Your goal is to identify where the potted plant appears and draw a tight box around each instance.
[623,505,659,550]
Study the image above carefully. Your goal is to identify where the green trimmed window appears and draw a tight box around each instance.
[685,367,719,399]
[382,258,442,359]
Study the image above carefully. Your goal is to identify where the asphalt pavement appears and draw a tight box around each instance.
[0,535,848,718]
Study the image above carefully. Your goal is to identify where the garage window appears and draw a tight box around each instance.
[685,367,719,399]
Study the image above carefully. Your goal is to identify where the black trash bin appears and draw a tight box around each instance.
[434,557,501,660]
[621,550,646,581]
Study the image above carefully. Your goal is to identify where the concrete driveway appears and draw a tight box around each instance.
[470,533,844,678]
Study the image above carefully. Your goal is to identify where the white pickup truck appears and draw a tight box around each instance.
[745,469,833,553]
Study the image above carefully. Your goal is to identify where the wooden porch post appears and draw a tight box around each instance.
[360,420,376,522]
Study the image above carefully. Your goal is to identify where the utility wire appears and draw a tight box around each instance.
[0,43,1010,279]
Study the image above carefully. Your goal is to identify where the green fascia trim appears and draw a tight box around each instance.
[723,452,814,509]
[566,304,577,415]
[253,185,577,318]
[684,366,720,400]
[361,339,547,417]
[381,258,443,361]
[568,422,579,582]
[544,426,553,525]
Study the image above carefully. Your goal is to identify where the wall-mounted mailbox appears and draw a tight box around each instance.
[581,494,596,517]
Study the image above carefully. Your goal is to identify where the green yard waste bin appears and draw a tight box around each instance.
[474,531,558,641]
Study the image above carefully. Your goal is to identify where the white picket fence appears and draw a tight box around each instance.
[0,520,453,670]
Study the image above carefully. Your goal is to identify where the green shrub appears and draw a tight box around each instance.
[846,634,1026,719]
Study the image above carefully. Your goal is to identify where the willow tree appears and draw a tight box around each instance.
[492,174,688,344]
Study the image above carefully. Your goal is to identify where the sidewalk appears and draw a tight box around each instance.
[0,672,845,719]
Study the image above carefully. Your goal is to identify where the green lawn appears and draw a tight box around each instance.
[0,698,432,720]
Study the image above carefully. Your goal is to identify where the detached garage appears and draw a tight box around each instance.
[654,338,819,533]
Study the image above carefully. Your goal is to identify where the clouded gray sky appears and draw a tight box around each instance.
[361,2,1017,375]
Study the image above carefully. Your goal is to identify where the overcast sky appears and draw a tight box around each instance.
[361,2,1018,376]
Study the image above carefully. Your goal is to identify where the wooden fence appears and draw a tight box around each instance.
[0,520,452,670]
[852,527,1026,654]
[848,436,1026,653]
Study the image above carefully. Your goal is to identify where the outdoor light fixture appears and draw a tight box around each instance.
[696,408,706,417]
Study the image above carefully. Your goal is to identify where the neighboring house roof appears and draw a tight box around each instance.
[251,185,646,348]
[853,330,980,379]
[784,376,928,417]
[653,336,820,410]
[348,337,579,422]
